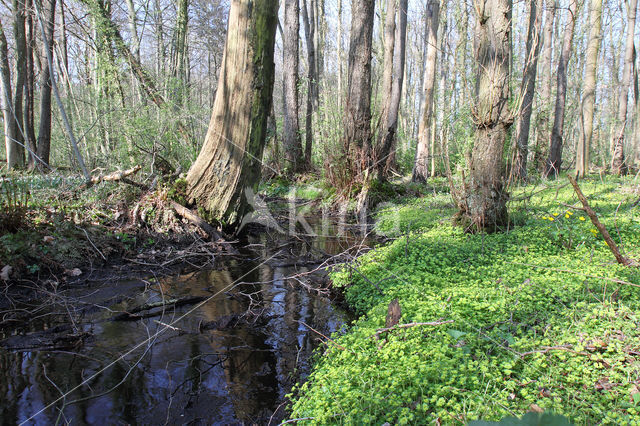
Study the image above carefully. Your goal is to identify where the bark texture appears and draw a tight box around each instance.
[460,0,512,231]
[301,0,316,165]
[283,0,303,172]
[378,0,407,178]
[343,0,375,180]
[186,0,278,227]
[511,0,543,181]
[413,0,440,182]
[611,0,637,175]
[545,0,578,178]
[575,0,603,178]
[9,0,27,169]
[36,0,57,169]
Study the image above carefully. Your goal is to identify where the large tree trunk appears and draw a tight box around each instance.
[0,22,17,169]
[301,0,316,166]
[343,0,375,181]
[169,0,189,103]
[9,0,27,169]
[511,0,543,182]
[544,0,578,179]
[378,0,408,179]
[186,0,277,228]
[459,0,512,232]
[413,0,440,183]
[36,0,57,169]
[125,0,140,61]
[283,0,303,173]
[533,0,557,170]
[611,0,638,175]
[575,0,603,178]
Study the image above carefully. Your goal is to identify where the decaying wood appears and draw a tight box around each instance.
[385,298,401,328]
[91,165,142,184]
[568,176,636,266]
[170,200,221,239]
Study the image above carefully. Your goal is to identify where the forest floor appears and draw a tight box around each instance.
[2,172,640,424]
[289,175,640,424]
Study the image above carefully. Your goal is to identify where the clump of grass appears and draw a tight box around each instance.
[0,178,30,233]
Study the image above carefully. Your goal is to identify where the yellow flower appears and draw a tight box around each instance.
[553,213,559,216]
[579,216,586,221]
[549,217,555,222]
[567,211,573,216]
[541,216,548,220]
[565,214,570,219]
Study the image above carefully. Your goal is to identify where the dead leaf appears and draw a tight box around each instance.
[595,377,614,391]
[65,268,82,277]
[1,265,12,281]
[43,236,55,243]
[528,403,544,413]
[631,385,640,404]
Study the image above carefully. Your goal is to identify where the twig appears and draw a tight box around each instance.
[373,320,454,339]
[297,320,348,352]
[568,176,637,266]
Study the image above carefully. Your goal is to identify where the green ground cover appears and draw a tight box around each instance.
[290,176,640,424]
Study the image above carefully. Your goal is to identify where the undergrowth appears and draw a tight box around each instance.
[289,176,640,424]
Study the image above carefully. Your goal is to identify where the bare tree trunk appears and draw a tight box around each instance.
[544,0,578,179]
[459,0,512,232]
[378,0,407,179]
[432,8,448,178]
[301,0,316,165]
[185,0,278,228]
[533,0,556,170]
[24,0,37,170]
[125,0,140,61]
[0,22,17,169]
[413,0,440,182]
[283,0,303,172]
[378,0,396,128]
[611,0,637,175]
[575,0,603,178]
[337,0,343,107]
[170,0,189,103]
[153,0,164,78]
[36,0,56,169]
[9,0,27,169]
[511,0,543,182]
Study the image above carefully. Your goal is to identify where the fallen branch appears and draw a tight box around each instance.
[373,320,454,339]
[81,166,143,189]
[568,176,637,266]
[111,296,206,321]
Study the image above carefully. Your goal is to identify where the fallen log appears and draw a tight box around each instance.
[170,201,239,254]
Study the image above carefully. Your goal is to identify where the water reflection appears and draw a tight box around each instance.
[0,216,368,424]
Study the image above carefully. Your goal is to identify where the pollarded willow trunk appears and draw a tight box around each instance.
[283,0,303,173]
[511,0,543,181]
[459,0,511,232]
[544,0,578,179]
[412,0,440,183]
[186,0,278,228]
[611,0,638,175]
[575,0,603,179]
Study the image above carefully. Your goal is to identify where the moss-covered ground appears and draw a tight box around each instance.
[289,176,640,424]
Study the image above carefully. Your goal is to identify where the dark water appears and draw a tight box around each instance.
[0,217,371,425]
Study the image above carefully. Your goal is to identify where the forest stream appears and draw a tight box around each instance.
[0,215,372,425]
